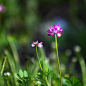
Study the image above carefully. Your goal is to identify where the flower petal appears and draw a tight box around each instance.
[39,42,42,45]
[57,33,61,38]
[35,40,38,44]
[48,34,51,36]
[47,30,51,33]
[54,28,58,34]
[53,25,56,28]
[37,43,43,48]
[31,43,35,47]
[57,24,59,26]
[60,29,63,33]
[49,26,53,29]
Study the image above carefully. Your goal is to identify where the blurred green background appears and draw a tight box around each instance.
[0,0,86,83]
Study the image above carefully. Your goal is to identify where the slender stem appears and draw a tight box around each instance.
[7,80,10,86]
[36,46,43,71]
[0,57,7,75]
[45,77,50,86]
[36,47,50,86]
[55,34,62,86]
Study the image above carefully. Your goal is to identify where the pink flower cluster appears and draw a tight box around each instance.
[0,4,6,13]
[47,24,63,38]
[31,24,63,48]
[31,41,43,48]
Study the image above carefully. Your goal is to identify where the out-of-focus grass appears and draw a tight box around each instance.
[0,43,84,86]
[5,50,18,86]
[74,46,86,86]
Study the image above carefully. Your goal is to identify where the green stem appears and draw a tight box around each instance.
[55,34,62,86]
[36,46,50,86]
[45,77,50,86]
[7,80,10,86]
[36,46,43,71]
[0,57,7,75]
[75,52,86,86]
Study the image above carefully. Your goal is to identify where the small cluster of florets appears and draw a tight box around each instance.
[31,41,43,48]
[47,24,63,38]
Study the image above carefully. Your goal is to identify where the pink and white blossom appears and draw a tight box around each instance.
[31,41,43,48]
[47,24,63,38]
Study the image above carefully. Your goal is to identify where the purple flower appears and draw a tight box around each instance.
[47,24,63,38]
[0,4,6,13]
[31,40,43,48]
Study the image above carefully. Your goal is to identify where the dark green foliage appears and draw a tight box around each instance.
[0,45,83,86]
[62,77,72,86]
[15,70,30,86]
[62,76,83,86]
[72,76,83,86]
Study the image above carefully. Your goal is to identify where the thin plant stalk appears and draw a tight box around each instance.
[45,77,50,86]
[0,57,7,75]
[75,51,86,86]
[7,80,10,86]
[55,34,62,86]
[5,50,18,86]
[36,46,43,71]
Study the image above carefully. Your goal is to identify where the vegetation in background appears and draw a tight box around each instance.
[0,0,86,86]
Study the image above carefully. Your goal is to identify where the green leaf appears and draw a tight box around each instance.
[62,77,72,86]
[24,70,28,77]
[35,77,40,81]
[14,73,20,79]
[19,70,23,78]
[4,50,18,86]
[75,51,86,85]
[72,76,83,86]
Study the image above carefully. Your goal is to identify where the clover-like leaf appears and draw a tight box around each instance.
[24,70,28,77]
[19,69,23,78]
[62,77,72,86]
[72,76,83,86]
[14,73,20,79]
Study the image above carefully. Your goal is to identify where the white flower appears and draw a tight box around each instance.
[74,45,81,52]
[4,72,11,76]
[36,81,41,85]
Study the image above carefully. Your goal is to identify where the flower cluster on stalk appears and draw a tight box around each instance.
[31,24,63,48]
[47,24,63,38]
[31,40,43,48]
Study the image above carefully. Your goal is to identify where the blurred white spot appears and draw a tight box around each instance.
[45,59,49,63]
[72,57,77,63]
[49,52,56,59]
[56,18,68,30]
[60,64,66,71]
[74,45,81,52]
[4,72,11,76]
[65,49,72,56]
[36,81,41,85]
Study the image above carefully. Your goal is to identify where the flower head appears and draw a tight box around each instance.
[31,40,43,48]
[36,81,41,85]
[4,72,11,76]
[47,24,63,38]
[0,4,6,13]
